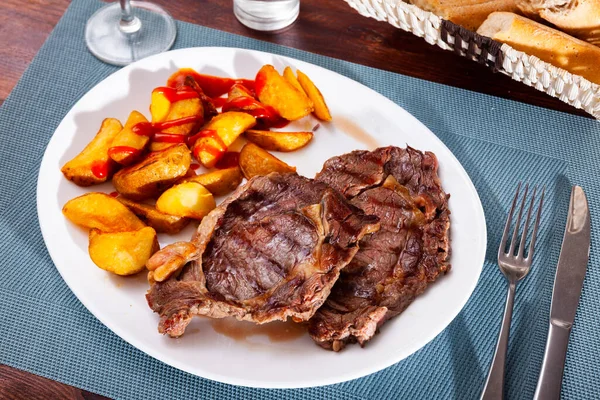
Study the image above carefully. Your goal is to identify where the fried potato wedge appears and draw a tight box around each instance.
[156,181,216,219]
[255,65,313,121]
[89,227,159,276]
[113,143,191,200]
[117,197,190,234]
[150,87,203,152]
[283,66,309,99]
[108,111,150,165]
[150,89,171,123]
[150,88,203,128]
[186,167,243,196]
[61,118,123,186]
[245,130,313,152]
[161,97,203,135]
[239,142,296,179]
[297,69,332,121]
[62,192,146,232]
[191,111,256,168]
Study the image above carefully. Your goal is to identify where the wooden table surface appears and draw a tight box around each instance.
[0,0,588,398]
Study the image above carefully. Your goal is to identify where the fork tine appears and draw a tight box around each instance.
[517,186,537,259]
[527,186,545,261]
[509,183,529,256]
[499,182,521,257]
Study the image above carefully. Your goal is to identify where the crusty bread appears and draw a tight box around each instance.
[517,0,600,45]
[409,0,520,31]
[478,12,600,84]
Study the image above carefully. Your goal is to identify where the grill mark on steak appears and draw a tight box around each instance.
[309,146,450,351]
[205,211,318,300]
[314,147,389,198]
[146,173,380,337]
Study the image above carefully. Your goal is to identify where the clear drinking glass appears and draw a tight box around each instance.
[85,0,177,66]
[233,0,300,31]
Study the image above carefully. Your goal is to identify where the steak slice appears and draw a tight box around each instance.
[309,146,451,351]
[146,173,380,337]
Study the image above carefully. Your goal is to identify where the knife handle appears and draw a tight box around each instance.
[533,322,572,400]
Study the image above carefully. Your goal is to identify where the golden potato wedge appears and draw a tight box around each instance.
[160,97,203,136]
[156,181,216,219]
[190,111,256,168]
[149,87,204,152]
[283,67,310,99]
[245,130,313,152]
[62,192,146,232]
[61,118,123,186]
[186,167,243,196]
[108,111,150,165]
[239,142,296,180]
[89,227,159,276]
[297,70,332,121]
[117,197,190,234]
[150,89,172,123]
[113,143,191,200]
[150,87,203,128]
[255,65,313,121]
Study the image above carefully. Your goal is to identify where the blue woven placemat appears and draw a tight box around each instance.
[1,0,599,398]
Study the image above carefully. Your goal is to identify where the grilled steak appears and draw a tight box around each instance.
[146,173,380,337]
[309,146,451,351]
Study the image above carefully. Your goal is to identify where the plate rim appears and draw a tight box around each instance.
[37,46,487,389]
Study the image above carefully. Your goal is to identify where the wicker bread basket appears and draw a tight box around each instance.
[344,0,600,119]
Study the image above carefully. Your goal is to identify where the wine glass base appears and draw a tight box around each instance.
[85,1,177,66]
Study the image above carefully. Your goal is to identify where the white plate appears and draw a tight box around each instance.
[37,47,486,389]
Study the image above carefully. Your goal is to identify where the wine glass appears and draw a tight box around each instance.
[85,0,177,66]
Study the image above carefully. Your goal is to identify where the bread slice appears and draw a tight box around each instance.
[517,0,600,45]
[478,12,600,84]
[409,0,520,31]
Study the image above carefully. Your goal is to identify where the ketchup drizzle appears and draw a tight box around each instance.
[167,68,255,98]
[152,132,187,143]
[132,115,202,138]
[152,86,200,102]
[211,97,228,108]
[189,129,227,161]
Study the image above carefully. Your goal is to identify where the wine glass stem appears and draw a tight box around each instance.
[120,0,133,22]
[119,0,141,34]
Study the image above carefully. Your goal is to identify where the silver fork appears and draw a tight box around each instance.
[481,183,545,400]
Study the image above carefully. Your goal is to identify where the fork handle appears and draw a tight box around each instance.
[532,322,571,400]
[481,282,516,400]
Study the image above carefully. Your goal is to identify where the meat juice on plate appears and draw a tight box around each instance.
[209,319,306,343]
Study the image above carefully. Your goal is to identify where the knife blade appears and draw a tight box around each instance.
[533,185,591,400]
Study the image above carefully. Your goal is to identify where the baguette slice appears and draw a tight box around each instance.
[517,0,600,45]
[478,12,600,85]
[410,0,520,30]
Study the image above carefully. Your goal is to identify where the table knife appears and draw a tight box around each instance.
[533,185,591,400]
